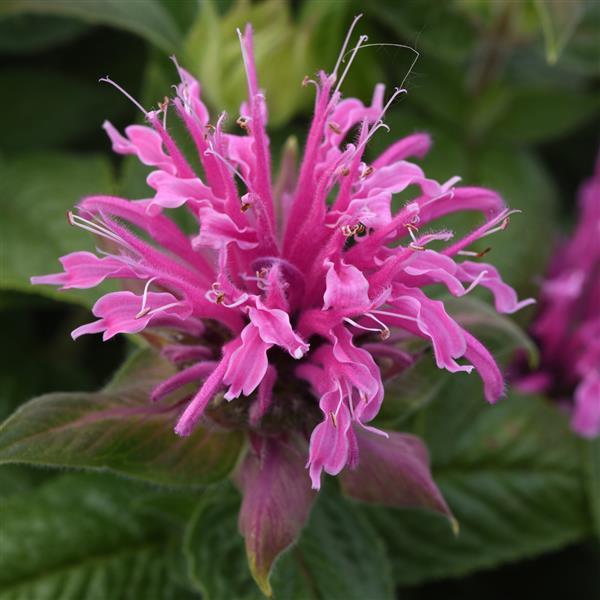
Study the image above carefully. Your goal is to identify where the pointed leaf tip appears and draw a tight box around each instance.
[236,436,316,596]
[340,427,453,521]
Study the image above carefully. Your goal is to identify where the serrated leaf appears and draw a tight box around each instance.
[0,472,196,600]
[0,0,181,53]
[0,349,244,487]
[363,379,592,586]
[0,154,117,307]
[184,484,394,600]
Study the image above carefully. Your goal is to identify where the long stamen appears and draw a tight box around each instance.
[136,276,158,318]
[364,312,391,340]
[67,212,127,247]
[99,76,148,116]
[332,34,369,98]
[343,316,383,335]
[463,269,488,295]
[481,216,511,238]
[146,301,182,317]
[331,13,364,79]
[371,309,420,324]
[204,146,252,192]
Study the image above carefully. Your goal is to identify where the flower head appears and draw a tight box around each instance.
[517,154,600,438]
[32,20,532,593]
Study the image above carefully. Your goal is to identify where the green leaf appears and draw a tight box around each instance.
[376,356,451,428]
[185,485,394,600]
[184,486,262,600]
[0,153,117,307]
[0,0,181,53]
[534,0,587,64]
[0,68,130,152]
[489,87,600,144]
[0,472,197,599]
[585,437,600,538]
[363,380,592,586]
[0,13,88,54]
[476,148,559,297]
[366,0,478,64]
[0,349,244,487]
[444,295,538,363]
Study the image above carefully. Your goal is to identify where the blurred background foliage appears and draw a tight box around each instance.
[0,1,599,598]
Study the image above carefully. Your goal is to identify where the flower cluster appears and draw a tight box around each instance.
[32,21,534,591]
[517,156,600,438]
[33,22,532,485]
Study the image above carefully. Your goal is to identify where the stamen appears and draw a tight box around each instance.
[158,96,170,128]
[67,212,127,247]
[329,411,337,428]
[458,247,492,258]
[237,116,251,133]
[343,317,383,335]
[333,34,369,98]
[206,282,225,304]
[364,312,391,340]
[481,217,510,238]
[360,165,374,179]
[405,222,420,245]
[331,13,363,79]
[99,76,148,116]
[204,146,252,193]
[136,276,158,318]
[328,121,342,134]
[371,309,420,324]
[146,301,182,317]
[463,269,488,295]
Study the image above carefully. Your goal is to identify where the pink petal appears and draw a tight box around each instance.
[463,330,505,403]
[71,290,191,341]
[193,206,258,250]
[571,372,600,438]
[31,251,134,289]
[323,258,371,312]
[223,324,271,399]
[457,261,535,314]
[103,121,175,174]
[249,304,309,359]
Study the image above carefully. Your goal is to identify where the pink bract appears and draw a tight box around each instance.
[32,24,532,487]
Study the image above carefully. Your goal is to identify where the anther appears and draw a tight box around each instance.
[236,116,251,133]
[409,242,426,251]
[360,165,374,178]
[457,246,492,258]
[136,277,158,319]
[159,96,170,111]
[329,411,337,428]
[328,122,342,134]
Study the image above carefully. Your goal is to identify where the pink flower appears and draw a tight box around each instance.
[32,19,531,592]
[516,154,600,438]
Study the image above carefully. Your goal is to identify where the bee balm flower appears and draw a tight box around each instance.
[32,18,533,593]
[516,154,600,438]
